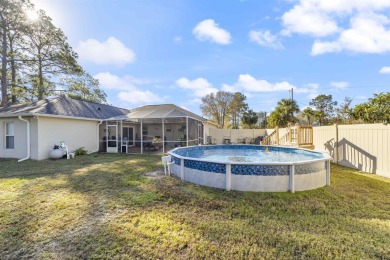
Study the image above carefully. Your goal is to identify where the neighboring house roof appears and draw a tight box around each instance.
[110,104,205,121]
[0,96,128,120]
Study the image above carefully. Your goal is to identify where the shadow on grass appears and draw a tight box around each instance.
[0,153,165,258]
[1,157,390,259]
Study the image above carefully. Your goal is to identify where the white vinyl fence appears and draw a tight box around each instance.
[207,124,390,178]
[313,124,390,178]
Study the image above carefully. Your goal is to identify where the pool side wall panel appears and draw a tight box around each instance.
[231,175,289,192]
[171,163,226,189]
[183,168,226,189]
[171,164,181,178]
[295,169,326,191]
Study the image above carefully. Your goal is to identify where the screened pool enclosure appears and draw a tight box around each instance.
[98,104,205,154]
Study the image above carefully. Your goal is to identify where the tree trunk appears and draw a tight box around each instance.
[10,46,16,104]
[38,56,44,100]
[1,23,8,107]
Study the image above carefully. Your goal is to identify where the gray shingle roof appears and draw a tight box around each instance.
[0,96,128,120]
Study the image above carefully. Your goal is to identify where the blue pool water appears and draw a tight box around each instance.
[170,145,324,163]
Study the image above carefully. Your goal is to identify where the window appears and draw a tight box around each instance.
[5,122,15,149]
[142,126,148,136]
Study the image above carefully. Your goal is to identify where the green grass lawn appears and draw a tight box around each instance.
[1,154,389,259]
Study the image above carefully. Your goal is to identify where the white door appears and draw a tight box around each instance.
[107,125,118,153]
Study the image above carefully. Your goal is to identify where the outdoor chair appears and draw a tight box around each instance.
[161,155,174,175]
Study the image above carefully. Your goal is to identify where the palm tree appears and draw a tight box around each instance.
[301,107,315,125]
[268,99,299,127]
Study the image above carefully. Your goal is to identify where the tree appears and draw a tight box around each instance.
[300,107,315,125]
[267,99,299,128]
[229,92,248,129]
[0,2,106,106]
[351,92,390,124]
[25,10,81,101]
[0,0,32,106]
[201,91,234,128]
[62,72,107,103]
[255,111,267,128]
[336,97,353,124]
[241,109,258,128]
[309,94,337,126]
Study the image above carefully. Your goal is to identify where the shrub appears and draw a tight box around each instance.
[74,147,87,156]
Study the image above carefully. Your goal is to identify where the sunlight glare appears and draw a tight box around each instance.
[26,9,39,21]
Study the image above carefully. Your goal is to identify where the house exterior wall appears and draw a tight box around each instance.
[0,117,30,159]
[30,118,39,160]
[36,117,98,160]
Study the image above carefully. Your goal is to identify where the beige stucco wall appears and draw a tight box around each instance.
[0,117,30,159]
[209,129,267,144]
[37,117,98,160]
[29,118,39,160]
[203,123,218,144]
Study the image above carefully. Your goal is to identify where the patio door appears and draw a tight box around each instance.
[122,127,134,146]
[106,125,118,153]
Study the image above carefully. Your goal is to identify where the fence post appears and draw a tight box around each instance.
[326,161,331,186]
[289,164,295,193]
[226,164,232,191]
[181,159,185,180]
[296,125,301,146]
[276,126,279,145]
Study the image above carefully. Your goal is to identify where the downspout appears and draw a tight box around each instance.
[18,116,30,162]
[90,120,103,154]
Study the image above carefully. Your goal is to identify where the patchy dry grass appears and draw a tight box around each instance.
[0,154,389,259]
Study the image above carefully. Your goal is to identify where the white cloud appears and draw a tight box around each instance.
[95,72,149,90]
[330,81,349,89]
[222,74,319,99]
[379,66,390,74]
[302,83,319,99]
[223,74,297,93]
[281,0,390,55]
[192,19,231,45]
[76,37,136,66]
[176,77,218,97]
[311,13,390,55]
[94,72,162,105]
[281,4,339,37]
[282,0,390,37]
[118,90,161,105]
[311,40,342,56]
[249,30,283,49]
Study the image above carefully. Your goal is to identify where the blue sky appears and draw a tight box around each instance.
[32,0,390,115]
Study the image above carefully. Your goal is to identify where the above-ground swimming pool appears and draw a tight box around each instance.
[168,145,332,192]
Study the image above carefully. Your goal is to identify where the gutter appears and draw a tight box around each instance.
[18,116,30,162]
[89,120,103,154]
[0,112,102,122]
